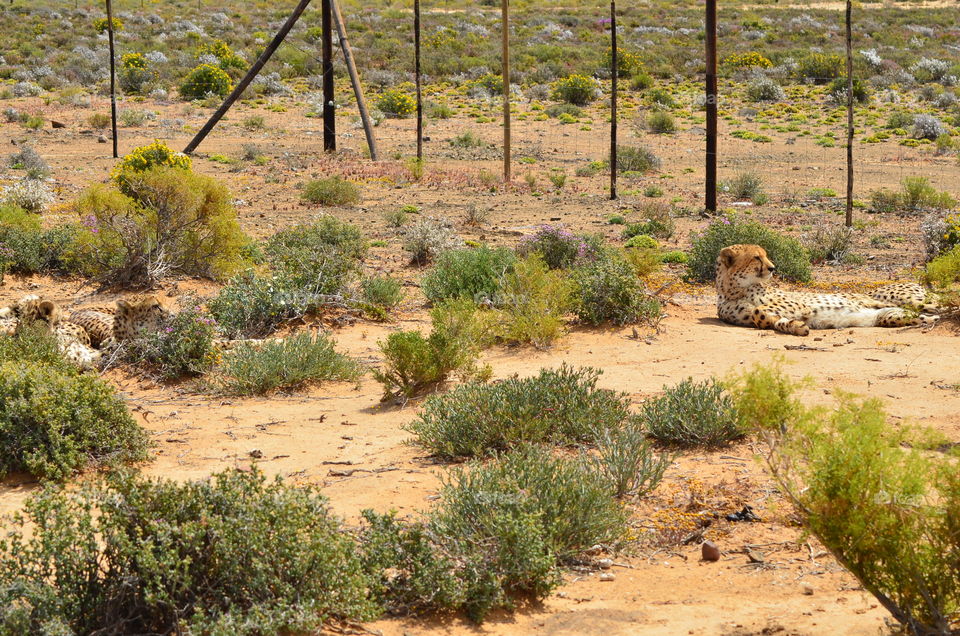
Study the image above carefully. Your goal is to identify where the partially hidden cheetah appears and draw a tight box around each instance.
[1,295,101,368]
[716,244,939,336]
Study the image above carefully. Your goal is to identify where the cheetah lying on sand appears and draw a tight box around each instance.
[716,244,939,336]
[0,295,101,369]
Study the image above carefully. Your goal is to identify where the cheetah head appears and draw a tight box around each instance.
[16,296,62,326]
[716,244,776,297]
[115,295,173,340]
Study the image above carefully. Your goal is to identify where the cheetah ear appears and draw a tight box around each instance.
[37,300,57,320]
[116,299,131,312]
[719,247,737,268]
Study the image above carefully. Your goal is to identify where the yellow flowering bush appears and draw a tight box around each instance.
[93,17,123,33]
[120,52,147,70]
[198,39,247,73]
[550,74,601,105]
[376,89,416,117]
[111,141,191,193]
[179,64,233,100]
[722,51,773,69]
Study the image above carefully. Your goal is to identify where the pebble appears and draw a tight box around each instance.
[801,582,815,596]
[599,572,615,582]
[701,541,721,562]
[97,135,107,143]
[596,558,613,570]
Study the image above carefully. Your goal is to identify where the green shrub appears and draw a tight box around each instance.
[0,360,148,480]
[642,378,744,448]
[624,234,658,249]
[622,203,675,239]
[588,424,672,498]
[373,301,488,401]
[358,275,404,319]
[0,321,70,371]
[550,74,600,105]
[110,140,192,189]
[123,300,216,380]
[796,53,843,83]
[544,103,584,119]
[726,171,764,201]
[759,390,960,636]
[266,215,366,272]
[630,72,654,91]
[407,364,637,458]
[199,39,248,74]
[377,89,416,117]
[495,255,572,348]
[828,77,870,104]
[646,87,676,108]
[572,253,661,326]
[686,217,811,283]
[209,271,334,339]
[179,63,232,99]
[75,165,250,286]
[726,357,811,434]
[900,176,956,211]
[647,110,676,134]
[0,467,376,634]
[403,216,460,265]
[623,247,663,277]
[210,331,363,396]
[450,131,484,148]
[614,145,660,173]
[301,176,361,206]
[924,245,960,289]
[516,225,600,269]
[886,111,914,130]
[435,444,627,565]
[421,245,516,304]
[0,206,87,276]
[361,445,627,622]
[660,250,688,264]
[803,223,856,264]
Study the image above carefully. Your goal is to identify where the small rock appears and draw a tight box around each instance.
[596,558,613,570]
[801,582,815,596]
[701,541,721,562]
[248,449,263,459]
[51,120,66,129]
[599,572,615,582]
[97,135,108,143]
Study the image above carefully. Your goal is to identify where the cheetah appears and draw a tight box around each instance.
[99,295,174,349]
[716,244,939,336]
[1,295,100,368]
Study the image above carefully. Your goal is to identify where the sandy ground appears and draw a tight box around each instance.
[2,90,959,634]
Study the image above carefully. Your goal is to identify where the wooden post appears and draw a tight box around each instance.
[184,0,314,154]
[414,0,423,160]
[501,0,511,183]
[609,0,617,200]
[705,0,717,214]
[845,0,854,228]
[322,0,336,151]
[332,0,378,160]
[106,0,118,158]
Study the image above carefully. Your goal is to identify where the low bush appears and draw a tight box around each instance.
[622,247,663,277]
[0,360,148,480]
[647,110,675,134]
[123,301,217,380]
[572,253,661,326]
[900,176,955,211]
[726,357,811,434]
[828,77,870,104]
[803,223,856,264]
[624,234,658,249]
[179,63,232,99]
[588,423,672,498]
[746,76,785,102]
[912,114,948,141]
[357,275,404,320]
[403,216,460,265]
[0,321,70,371]
[516,225,601,269]
[407,364,637,458]
[265,215,366,275]
[421,245,516,305]
[924,245,960,289]
[75,162,250,286]
[373,301,487,401]
[757,384,960,636]
[0,206,86,276]
[550,74,600,105]
[362,445,627,622]
[0,467,376,633]
[494,255,572,348]
[614,145,660,173]
[642,378,744,448]
[796,53,843,83]
[377,89,416,117]
[301,176,361,206]
[686,217,811,283]
[726,171,764,201]
[210,331,363,396]
[7,145,50,179]
[1,177,54,213]
[621,203,675,239]
[209,271,332,338]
